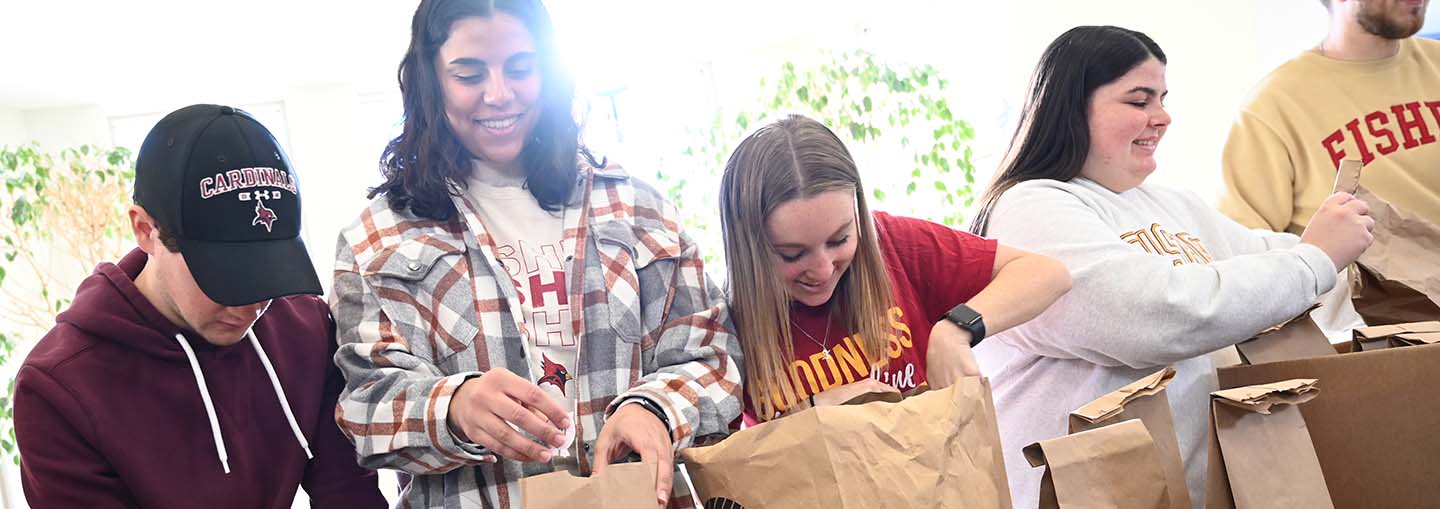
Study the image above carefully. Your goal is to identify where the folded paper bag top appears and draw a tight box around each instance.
[519,462,657,509]
[1211,378,1319,413]
[1071,367,1174,424]
[1024,419,1173,509]
[1069,368,1191,509]
[1331,159,1440,324]
[679,377,1011,509]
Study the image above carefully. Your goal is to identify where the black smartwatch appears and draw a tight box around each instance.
[941,303,986,347]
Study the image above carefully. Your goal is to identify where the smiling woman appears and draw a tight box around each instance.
[372,0,578,219]
[971,25,1377,509]
[718,114,1072,423]
[436,15,544,179]
[327,1,744,508]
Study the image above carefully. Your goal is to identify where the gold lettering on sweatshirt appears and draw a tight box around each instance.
[1122,223,1213,266]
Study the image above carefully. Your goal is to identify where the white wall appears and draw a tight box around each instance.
[0,107,27,146]
[21,106,110,149]
[969,0,1331,206]
[281,83,385,289]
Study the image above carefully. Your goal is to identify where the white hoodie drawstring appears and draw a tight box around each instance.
[175,333,231,474]
[175,330,316,476]
[246,330,314,460]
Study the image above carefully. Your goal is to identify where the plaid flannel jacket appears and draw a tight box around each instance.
[330,161,742,508]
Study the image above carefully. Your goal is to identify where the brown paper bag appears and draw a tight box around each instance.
[1332,159,1440,324]
[1352,321,1440,350]
[1068,368,1190,508]
[1233,308,1335,364]
[520,462,658,509]
[1024,419,1171,509]
[1204,379,1333,509]
[679,377,1011,509]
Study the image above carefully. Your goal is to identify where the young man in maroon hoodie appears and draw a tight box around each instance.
[13,104,387,508]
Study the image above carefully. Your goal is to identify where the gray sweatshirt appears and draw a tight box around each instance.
[982,178,1335,508]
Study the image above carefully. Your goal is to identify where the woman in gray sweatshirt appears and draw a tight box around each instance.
[970,26,1375,508]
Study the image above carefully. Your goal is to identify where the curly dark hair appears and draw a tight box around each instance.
[371,0,581,220]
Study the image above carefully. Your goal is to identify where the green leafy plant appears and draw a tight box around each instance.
[0,143,135,464]
[663,50,978,268]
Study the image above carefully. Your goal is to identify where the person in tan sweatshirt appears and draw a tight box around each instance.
[1220,0,1439,233]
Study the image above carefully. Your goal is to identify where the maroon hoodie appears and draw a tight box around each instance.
[14,249,386,508]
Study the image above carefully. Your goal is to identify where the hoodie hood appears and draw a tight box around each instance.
[57,248,197,361]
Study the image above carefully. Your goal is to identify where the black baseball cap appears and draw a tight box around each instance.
[133,104,322,306]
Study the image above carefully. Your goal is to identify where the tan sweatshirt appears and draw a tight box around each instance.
[1220,37,1440,233]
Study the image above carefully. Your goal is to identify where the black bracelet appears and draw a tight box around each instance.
[808,394,816,408]
[622,397,672,440]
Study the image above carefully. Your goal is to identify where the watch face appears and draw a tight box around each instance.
[949,305,979,325]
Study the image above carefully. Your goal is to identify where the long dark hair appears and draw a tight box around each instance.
[371,0,580,220]
[970,26,1165,235]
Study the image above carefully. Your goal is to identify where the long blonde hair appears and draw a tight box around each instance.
[719,114,895,421]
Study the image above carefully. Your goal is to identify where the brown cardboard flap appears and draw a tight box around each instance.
[1025,419,1173,509]
[1331,159,1363,195]
[1354,321,1440,351]
[1217,344,1440,508]
[1390,332,1440,347]
[1071,368,1175,423]
[520,462,657,509]
[1354,321,1440,340]
[1211,379,1318,414]
[1234,310,1335,365]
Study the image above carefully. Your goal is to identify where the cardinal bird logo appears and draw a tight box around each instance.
[252,198,278,232]
[537,354,573,395]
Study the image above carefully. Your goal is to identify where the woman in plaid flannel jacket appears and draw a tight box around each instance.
[328,1,742,507]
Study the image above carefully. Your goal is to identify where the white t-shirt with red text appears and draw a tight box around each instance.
[466,169,581,409]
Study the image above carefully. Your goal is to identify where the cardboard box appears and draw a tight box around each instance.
[1215,343,1440,508]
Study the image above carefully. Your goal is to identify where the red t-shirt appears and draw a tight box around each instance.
[743,212,998,423]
